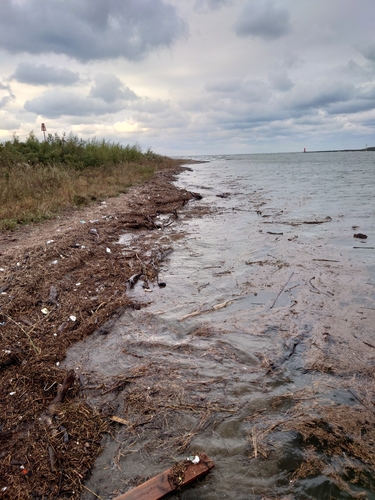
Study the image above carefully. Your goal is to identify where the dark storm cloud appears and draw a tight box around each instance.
[233,1,291,40]
[12,63,80,86]
[0,0,187,62]
[89,74,138,103]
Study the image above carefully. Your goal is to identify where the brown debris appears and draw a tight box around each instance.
[0,164,199,499]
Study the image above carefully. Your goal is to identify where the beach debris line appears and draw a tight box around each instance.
[113,453,214,500]
[0,165,200,499]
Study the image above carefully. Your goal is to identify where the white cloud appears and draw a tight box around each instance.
[1,0,375,153]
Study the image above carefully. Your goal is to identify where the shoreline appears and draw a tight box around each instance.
[0,163,205,499]
[304,147,375,153]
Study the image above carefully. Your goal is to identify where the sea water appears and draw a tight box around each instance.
[78,152,375,500]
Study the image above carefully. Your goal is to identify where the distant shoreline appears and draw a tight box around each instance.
[304,147,375,153]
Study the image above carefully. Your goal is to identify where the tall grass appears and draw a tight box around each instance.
[0,133,175,230]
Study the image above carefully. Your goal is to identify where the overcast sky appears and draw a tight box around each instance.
[1,0,375,155]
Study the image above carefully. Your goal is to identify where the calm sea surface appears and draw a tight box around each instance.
[79,152,375,499]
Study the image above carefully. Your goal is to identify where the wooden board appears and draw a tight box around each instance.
[114,453,214,500]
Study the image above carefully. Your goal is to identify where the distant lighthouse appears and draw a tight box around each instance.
[303,147,306,153]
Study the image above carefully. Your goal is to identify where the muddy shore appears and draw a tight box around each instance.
[2,158,375,500]
[0,164,206,499]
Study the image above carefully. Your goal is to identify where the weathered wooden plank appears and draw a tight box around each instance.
[110,415,131,426]
[114,453,214,500]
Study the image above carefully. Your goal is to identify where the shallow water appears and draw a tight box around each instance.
[66,152,375,499]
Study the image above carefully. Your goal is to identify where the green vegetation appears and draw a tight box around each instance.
[0,133,176,230]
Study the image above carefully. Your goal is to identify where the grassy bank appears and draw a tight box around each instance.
[0,133,177,230]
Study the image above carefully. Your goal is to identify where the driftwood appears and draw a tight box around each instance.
[114,453,214,500]
[51,370,75,405]
[179,298,239,321]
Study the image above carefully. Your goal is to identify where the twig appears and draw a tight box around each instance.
[308,277,334,297]
[101,375,140,395]
[3,313,41,354]
[52,370,75,404]
[270,272,294,309]
[312,259,340,262]
[252,428,258,458]
[179,297,240,321]
[82,485,103,499]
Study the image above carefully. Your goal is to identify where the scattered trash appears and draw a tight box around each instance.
[144,288,152,292]
[0,268,5,272]
[41,308,49,315]
[90,220,99,223]
[9,392,16,396]
[354,233,367,239]
[46,240,55,244]
[187,455,200,464]
[79,220,86,224]
[51,260,58,265]
[48,285,58,305]
[90,228,99,240]
[69,315,76,322]
[106,247,111,253]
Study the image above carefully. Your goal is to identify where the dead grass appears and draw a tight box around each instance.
[0,158,178,230]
